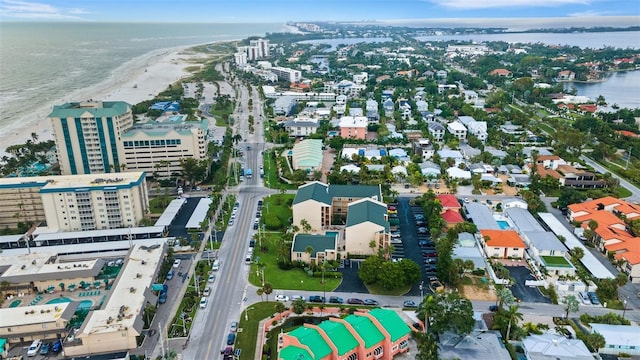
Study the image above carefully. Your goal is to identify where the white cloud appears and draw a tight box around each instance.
[568,9,614,17]
[0,0,88,19]
[429,0,591,9]
[67,8,91,15]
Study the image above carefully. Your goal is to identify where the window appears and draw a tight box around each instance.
[373,346,383,357]
[513,248,519,251]
[346,353,357,360]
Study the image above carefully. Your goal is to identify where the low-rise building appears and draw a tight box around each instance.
[344,198,390,256]
[292,139,323,172]
[589,324,640,356]
[480,230,527,259]
[0,302,79,345]
[279,308,411,360]
[284,117,320,137]
[428,122,446,142]
[291,233,338,264]
[338,116,368,140]
[447,121,467,141]
[522,334,592,360]
[274,96,297,116]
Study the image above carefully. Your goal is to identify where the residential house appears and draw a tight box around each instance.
[453,232,486,270]
[480,230,527,259]
[459,144,481,159]
[522,334,592,360]
[557,70,576,80]
[366,99,378,112]
[589,324,640,355]
[462,90,479,103]
[438,149,465,166]
[439,329,511,360]
[502,199,528,210]
[489,68,512,77]
[446,167,472,180]
[438,194,464,228]
[416,100,429,112]
[522,231,575,276]
[428,122,446,142]
[283,117,320,137]
[556,164,606,189]
[291,233,338,264]
[458,116,487,141]
[536,155,566,170]
[339,116,368,140]
[274,96,296,115]
[345,198,391,256]
[447,121,467,141]
[381,90,394,101]
[413,139,435,161]
[420,161,441,178]
[383,99,395,116]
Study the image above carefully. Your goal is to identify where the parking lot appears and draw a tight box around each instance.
[506,266,551,303]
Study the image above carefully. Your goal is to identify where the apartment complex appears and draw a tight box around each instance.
[0,172,148,232]
[279,308,411,360]
[121,116,208,177]
[271,66,302,83]
[50,101,134,175]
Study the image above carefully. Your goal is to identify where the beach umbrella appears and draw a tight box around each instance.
[94,281,102,288]
[47,285,55,293]
[59,282,65,291]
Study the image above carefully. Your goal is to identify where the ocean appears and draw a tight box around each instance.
[0,22,287,136]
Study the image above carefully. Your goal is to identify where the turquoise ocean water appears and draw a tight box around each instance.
[0,22,286,133]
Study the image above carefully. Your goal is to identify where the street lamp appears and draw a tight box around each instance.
[419,281,424,298]
[622,299,628,319]
[245,306,255,321]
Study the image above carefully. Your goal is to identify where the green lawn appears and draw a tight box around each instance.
[263,149,297,190]
[262,194,295,229]
[541,256,573,267]
[236,302,279,360]
[537,122,556,135]
[615,186,633,198]
[249,233,341,291]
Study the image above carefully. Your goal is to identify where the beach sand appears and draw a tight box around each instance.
[0,46,207,156]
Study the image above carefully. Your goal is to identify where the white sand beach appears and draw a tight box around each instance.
[0,46,206,156]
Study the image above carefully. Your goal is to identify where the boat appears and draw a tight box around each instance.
[133,84,137,88]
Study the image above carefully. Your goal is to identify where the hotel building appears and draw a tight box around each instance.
[0,172,148,232]
[50,101,134,175]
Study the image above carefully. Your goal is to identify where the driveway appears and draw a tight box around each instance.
[168,197,203,238]
[335,260,369,293]
[506,266,551,303]
[398,197,434,296]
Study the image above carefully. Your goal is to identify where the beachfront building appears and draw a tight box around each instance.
[0,172,148,232]
[234,51,247,66]
[50,101,134,175]
[339,116,368,140]
[291,233,338,264]
[279,308,411,360]
[0,302,79,345]
[121,115,208,178]
[62,244,165,357]
[480,230,527,259]
[344,198,391,256]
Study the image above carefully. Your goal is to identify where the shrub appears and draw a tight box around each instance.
[277,261,294,270]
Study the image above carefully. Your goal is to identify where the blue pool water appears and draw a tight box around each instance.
[497,220,510,229]
[326,231,339,239]
[46,297,93,310]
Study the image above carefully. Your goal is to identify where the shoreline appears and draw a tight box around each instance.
[0,41,229,157]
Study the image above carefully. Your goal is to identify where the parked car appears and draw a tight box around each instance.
[40,342,50,355]
[578,292,591,305]
[588,292,601,305]
[329,296,344,304]
[172,259,182,268]
[309,295,325,303]
[417,227,428,234]
[26,339,42,357]
[489,305,499,312]
[363,299,379,306]
[403,300,418,308]
[230,321,238,332]
[347,298,364,305]
[199,297,208,308]
[158,284,168,304]
[51,340,62,353]
[203,287,211,297]
[275,294,290,302]
[291,295,306,302]
[222,346,234,359]
[207,274,216,283]
[227,333,236,345]
[166,269,174,280]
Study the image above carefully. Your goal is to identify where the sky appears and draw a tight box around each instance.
[0,0,639,24]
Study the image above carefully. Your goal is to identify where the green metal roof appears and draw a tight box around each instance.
[368,308,411,342]
[288,326,332,359]
[279,345,313,360]
[292,182,381,206]
[48,101,131,118]
[346,199,389,231]
[318,321,359,356]
[329,184,381,200]
[292,234,337,257]
[293,182,332,205]
[344,314,385,349]
[292,139,323,169]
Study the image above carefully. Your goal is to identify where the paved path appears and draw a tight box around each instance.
[581,155,640,202]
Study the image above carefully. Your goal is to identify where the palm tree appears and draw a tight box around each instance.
[274,302,286,314]
[564,295,580,319]
[417,295,435,334]
[256,288,264,301]
[305,246,315,267]
[262,283,273,302]
[505,305,523,340]
[496,287,515,309]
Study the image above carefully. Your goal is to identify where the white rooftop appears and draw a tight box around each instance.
[80,244,164,337]
[186,198,213,229]
[0,302,76,328]
[154,198,186,227]
[338,116,367,128]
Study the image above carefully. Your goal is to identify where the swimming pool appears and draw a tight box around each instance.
[326,231,339,239]
[46,297,93,310]
[497,220,511,230]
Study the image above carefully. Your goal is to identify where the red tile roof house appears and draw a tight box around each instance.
[480,230,527,259]
[557,70,576,80]
[579,104,598,113]
[437,194,464,228]
[568,197,640,283]
[488,68,512,77]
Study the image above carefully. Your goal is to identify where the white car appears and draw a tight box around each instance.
[275,294,290,302]
[199,297,208,308]
[291,295,305,302]
[172,259,181,268]
[207,274,215,283]
[203,287,211,297]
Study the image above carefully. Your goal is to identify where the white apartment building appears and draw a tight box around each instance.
[50,101,134,175]
[234,51,247,66]
[121,115,208,177]
[271,66,302,83]
[39,172,148,232]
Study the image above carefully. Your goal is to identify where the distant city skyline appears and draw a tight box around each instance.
[0,0,639,26]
